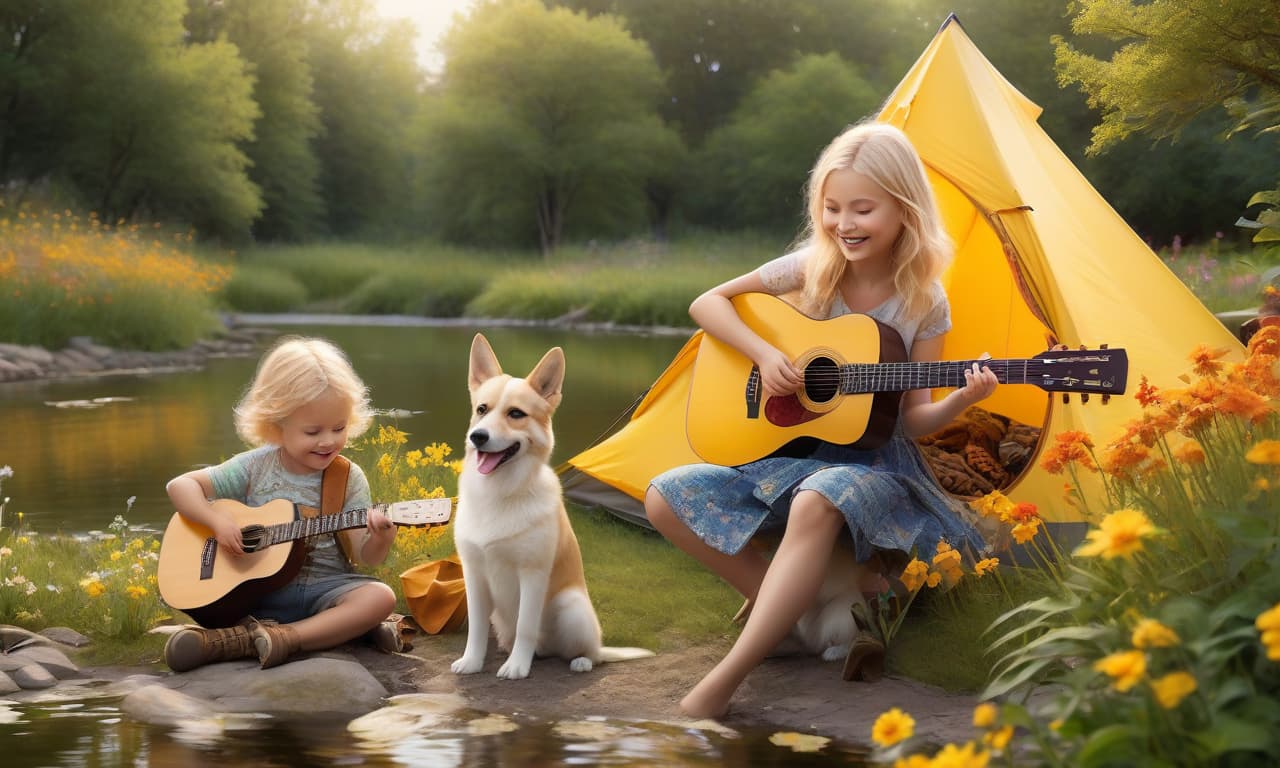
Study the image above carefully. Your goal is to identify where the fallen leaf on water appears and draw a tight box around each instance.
[769,731,830,753]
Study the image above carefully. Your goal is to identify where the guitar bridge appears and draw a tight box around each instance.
[745,366,761,420]
[199,538,217,581]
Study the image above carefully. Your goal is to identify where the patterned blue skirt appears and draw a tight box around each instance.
[650,430,984,563]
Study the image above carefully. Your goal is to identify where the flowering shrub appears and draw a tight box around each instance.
[0,203,230,350]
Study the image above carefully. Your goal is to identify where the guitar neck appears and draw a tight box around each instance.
[838,356,1103,394]
[263,505,387,546]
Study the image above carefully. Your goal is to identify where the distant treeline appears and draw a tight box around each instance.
[0,0,1274,250]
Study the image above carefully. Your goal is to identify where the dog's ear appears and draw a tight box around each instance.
[469,333,503,390]
[525,346,565,409]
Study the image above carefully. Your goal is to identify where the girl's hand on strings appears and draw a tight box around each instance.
[757,346,804,397]
[957,354,999,405]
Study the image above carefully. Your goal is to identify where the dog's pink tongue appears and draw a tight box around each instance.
[476,451,504,475]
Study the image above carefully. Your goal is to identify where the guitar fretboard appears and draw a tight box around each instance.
[836,354,1116,394]
[262,505,386,546]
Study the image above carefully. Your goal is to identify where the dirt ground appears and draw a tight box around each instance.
[359,632,982,749]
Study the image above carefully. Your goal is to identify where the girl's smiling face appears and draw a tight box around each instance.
[275,388,352,475]
[821,167,904,268]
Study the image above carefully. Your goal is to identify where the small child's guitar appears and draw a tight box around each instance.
[157,497,451,628]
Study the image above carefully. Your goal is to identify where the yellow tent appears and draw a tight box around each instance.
[563,16,1243,534]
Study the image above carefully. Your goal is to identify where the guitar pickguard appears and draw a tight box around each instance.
[763,394,822,427]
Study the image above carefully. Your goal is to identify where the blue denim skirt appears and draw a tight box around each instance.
[650,431,983,562]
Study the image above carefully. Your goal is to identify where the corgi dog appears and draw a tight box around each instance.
[450,334,652,679]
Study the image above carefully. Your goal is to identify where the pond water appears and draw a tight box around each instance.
[1,692,873,767]
[0,322,688,535]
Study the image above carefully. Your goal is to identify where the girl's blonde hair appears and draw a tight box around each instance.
[234,336,374,446]
[796,121,952,320]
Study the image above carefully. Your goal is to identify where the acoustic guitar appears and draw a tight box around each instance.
[157,497,452,628]
[686,293,1128,467]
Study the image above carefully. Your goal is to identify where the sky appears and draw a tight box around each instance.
[371,0,478,73]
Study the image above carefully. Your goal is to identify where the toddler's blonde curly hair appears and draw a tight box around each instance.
[233,336,374,446]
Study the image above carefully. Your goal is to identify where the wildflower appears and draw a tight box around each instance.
[1246,440,1280,465]
[900,558,930,592]
[1134,375,1161,408]
[1040,430,1097,474]
[377,453,394,477]
[1075,508,1156,559]
[973,558,999,577]
[126,585,148,599]
[926,571,943,588]
[1247,324,1280,357]
[928,741,990,768]
[1188,344,1230,377]
[82,580,106,598]
[0,465,11,480]
[1256,603,1280,660]
[1149,671,1197,709]
[972,702,998,729]
[1172,440,1205,465]
[1217,384,1272,424]
[1132,618,1180,649]
[871,707,915,747]
[0,547,10,557]
[110,550,123,561]
[1094,649,1146,692]
[1011,519,1042,544]
[1009,502,1038,523]
[404,450,423,469]
[983,725,1014,751]
[969,491,1014,521]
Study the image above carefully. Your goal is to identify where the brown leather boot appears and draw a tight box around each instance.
[249,618,301,669]
[163,624,255,672]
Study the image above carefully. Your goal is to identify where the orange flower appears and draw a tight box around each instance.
[1010,502,1039,523]
[1040,430,1097,474]
[1247,324,1280,357]
[1173,440,1205,465]
[1177,403,1217,437]
[1217,383,1273,424]
[1188,345,1230,378]
[1184,377,1224,405]
[1101,440,1151,480]
[1227,354,1280,398]
[1134,375,1161,408]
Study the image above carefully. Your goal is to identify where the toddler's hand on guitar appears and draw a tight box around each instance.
[211,514,245,556]
[366,507,396,542]
[956,356,999,405]
[756,346,804,397]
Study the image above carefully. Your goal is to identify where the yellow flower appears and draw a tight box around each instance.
[126,585,148,599]
[926,571,943,588]
[929,741,990,768]
[1011,519,1041,544]
[972,702,998,729]
[983,725,1014,751]
[404,450,423,469]
[377,453,394,477]
[1131,618,1180,649]
[900,559,929,592]
[1246,440,1280,465]
[82,581,106,598]
[973,558,999,577]
[1150,671,1197,709]
[1256,603,1280,632]
[871,707,916,748]
[110,550,123,561]
[1075,508,1156,559]
[893,757,932,768]
[1094,650,1146,692]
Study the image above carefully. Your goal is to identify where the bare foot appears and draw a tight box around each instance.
[679,668,737,719]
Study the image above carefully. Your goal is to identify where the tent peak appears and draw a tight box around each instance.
[938,13,964,34]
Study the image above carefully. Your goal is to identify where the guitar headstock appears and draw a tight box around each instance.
[1030,347,1128,399]
[386,498,453,527]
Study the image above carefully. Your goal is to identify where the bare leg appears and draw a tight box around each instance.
[645,486,769,600]
[680,490,844,719]
[289,581,396,652]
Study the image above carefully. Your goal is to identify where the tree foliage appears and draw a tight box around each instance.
[425,0,681,253]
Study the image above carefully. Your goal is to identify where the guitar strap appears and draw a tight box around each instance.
[320,455,362,568]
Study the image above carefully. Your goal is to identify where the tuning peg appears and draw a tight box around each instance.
[1101,394,1110,405]
[1062,393,1069,404]
[1081,393,1090,404]
[1100,343,1108,350]
[1078,344,1087,351]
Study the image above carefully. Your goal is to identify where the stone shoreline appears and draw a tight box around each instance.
[0,329,272,384]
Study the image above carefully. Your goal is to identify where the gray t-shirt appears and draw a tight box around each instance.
[207,445,373,578]
[757,248,951,356]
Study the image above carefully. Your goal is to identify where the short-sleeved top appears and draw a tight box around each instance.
[758,248,951,353]
[207,445,373,578]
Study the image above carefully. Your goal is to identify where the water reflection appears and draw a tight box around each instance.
[0,324,688,534]
[1,696,871,767]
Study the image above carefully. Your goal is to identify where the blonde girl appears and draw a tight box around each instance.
[646,122,999,718]
[163,336,400,671]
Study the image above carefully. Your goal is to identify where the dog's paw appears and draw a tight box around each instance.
[821,643,851,663]
[451,656,484,675]
[496,657,532,679]
[568,656,594,673]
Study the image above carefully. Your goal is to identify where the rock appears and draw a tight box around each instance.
[10,663,57,689]
[122,684,218,725]
[7,645,82,679]
[67,337,113,359]
[0,625,52,651]
[0,671,19,694]
[39,627,92,648]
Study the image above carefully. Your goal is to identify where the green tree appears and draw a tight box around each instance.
[426,0,682,253]
[186,0,324,241]
[687,52,881,232]
[306,0,422,238]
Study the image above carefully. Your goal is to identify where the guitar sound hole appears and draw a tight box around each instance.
[241,524,266,553]
[803,357,839,403]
